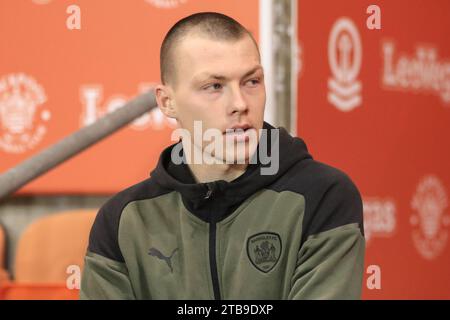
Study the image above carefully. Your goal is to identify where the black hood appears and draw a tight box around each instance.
[150,121,313,222]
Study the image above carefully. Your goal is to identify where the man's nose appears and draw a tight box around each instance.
[229,85,248,114]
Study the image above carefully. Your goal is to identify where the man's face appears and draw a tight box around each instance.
[162,33,266,164]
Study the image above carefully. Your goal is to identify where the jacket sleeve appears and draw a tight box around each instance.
[288,172,366,300]
[80,251,135,300]
[79,202,136,300]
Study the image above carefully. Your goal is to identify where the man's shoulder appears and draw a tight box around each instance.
[100,176,170,217]
[87,176,171,262]
[300,161,364,246]
[268,158,364,240]
[270,158,360,197]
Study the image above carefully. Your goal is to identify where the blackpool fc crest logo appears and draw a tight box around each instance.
[144,0,187,9]
[247,232,281,273]
[0,73,49,153]
[410,175,449,260]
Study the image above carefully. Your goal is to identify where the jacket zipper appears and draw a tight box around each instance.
[205,182,221,300]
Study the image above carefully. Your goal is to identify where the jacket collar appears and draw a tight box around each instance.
[150,121,312,222]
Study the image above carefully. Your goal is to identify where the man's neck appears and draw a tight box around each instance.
[182,141,248,183]
[186,161,248,183]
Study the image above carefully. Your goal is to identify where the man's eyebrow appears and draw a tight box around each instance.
[194,65,263,83]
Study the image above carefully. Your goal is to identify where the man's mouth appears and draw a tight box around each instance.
[223,126,253,142]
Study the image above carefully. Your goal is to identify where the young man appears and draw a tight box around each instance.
[80,12,365,300]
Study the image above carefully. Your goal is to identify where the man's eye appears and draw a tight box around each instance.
[245,79,260,87]
[204,83,223,91]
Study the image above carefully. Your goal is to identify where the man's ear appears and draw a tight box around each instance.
[155,84,177,119]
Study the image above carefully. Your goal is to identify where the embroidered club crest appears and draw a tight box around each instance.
[247,232,281,273]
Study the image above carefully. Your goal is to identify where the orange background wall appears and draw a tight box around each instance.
[297,0,450,298]
[0,0,259,195]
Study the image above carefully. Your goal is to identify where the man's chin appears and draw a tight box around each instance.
[212,147,257,165]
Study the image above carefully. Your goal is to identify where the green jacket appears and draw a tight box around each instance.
[80,121,365,299]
